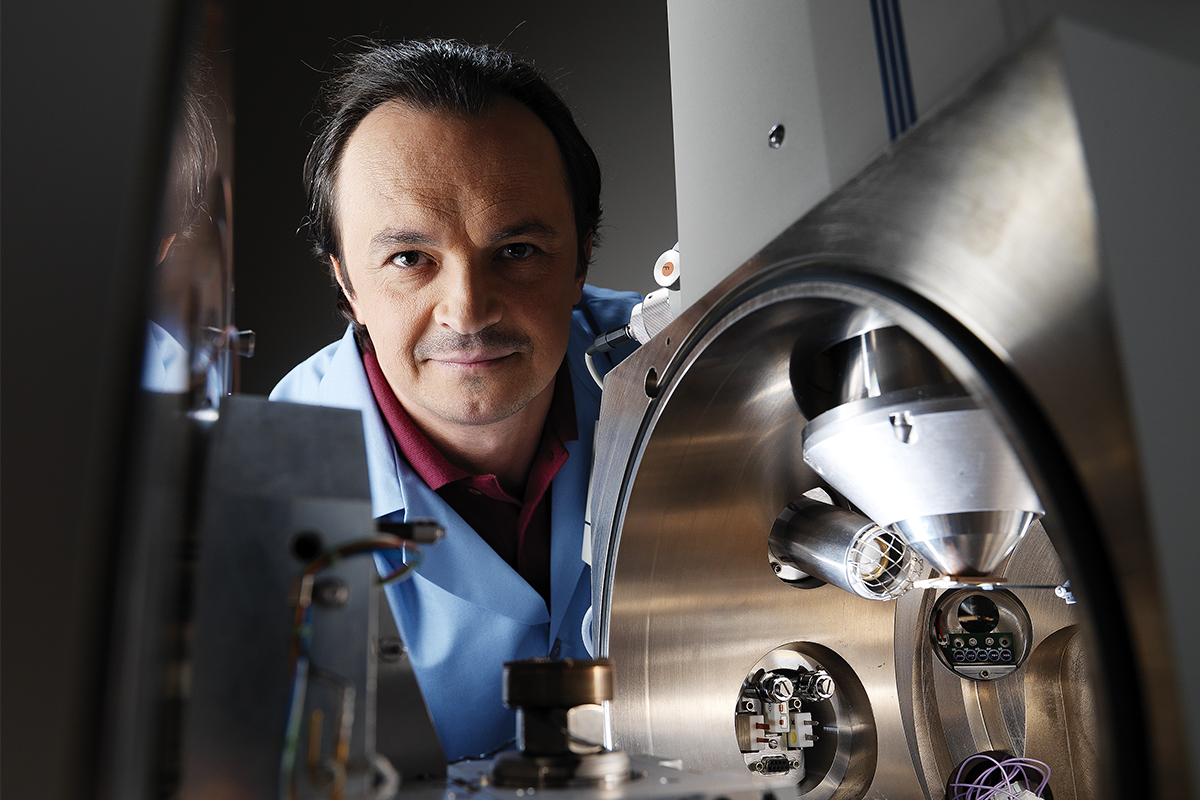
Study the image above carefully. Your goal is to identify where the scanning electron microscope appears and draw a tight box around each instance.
[586,3,1200,799]
[90,2,1199,800]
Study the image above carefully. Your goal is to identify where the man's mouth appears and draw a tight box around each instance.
[429,351,515,367]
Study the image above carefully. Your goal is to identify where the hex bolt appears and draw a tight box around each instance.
[760,673,795,703]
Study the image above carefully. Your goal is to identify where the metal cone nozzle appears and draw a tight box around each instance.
[802,391,1043,579]
[892,509,1039,577]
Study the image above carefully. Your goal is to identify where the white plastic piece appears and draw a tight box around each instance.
[628,287,675,344]
[742,714,777,751]
[787,712,815,750]
[654,245,681,288]
[763,701,790,733]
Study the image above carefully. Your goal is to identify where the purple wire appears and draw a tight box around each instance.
[947,753,1052,799]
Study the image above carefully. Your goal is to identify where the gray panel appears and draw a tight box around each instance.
[808,1,890,188]
[180,396,389,799]
[899,1,1009,117]
[1056,18,1200,782]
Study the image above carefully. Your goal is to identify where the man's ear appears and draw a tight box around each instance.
[331,256,364,322]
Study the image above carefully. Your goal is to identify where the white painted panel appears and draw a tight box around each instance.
[668,0,832,308]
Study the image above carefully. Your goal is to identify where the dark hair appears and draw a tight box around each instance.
[304,38,602,342]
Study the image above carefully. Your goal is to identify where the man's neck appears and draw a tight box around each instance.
[402,382,554,497]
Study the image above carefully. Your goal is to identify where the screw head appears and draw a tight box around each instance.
[378,636,406,662]
[768,124,785,148]
[761,674,795,702]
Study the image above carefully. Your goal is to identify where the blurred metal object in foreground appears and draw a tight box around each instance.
[592,21,1195,799]
[178,396,445,800]
[492,659,630,788]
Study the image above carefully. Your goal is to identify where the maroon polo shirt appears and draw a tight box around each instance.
[363,351,577,607]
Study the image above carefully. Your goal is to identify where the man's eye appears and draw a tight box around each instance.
[499,243,536,260]
[390,251,427,268]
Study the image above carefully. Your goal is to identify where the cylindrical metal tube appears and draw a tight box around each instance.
[768,498,921,600]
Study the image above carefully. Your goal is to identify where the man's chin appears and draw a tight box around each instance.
[428,403,524,428]
[420,386,532,428]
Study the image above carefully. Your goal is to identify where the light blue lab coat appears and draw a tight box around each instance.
[269,285,640,760]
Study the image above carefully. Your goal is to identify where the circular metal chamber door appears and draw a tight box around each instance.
[594,277,1102,799]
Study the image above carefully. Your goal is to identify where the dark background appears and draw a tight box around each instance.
[233,1,677,394]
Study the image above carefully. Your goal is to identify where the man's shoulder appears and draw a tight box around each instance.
[269,327,365,408]
[574,284,642,336]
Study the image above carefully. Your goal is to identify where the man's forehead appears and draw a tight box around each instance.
[333,99,571,234]
[340,100,563,187]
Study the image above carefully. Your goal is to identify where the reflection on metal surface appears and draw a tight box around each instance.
[794,326,957,421]
[141,0,242,407]
[588,25,1172,798]
[803,392,1043,577]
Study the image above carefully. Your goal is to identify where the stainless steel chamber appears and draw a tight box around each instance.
[591,25,1188,799]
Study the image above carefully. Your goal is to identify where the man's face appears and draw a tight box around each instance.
[333,100,585,431]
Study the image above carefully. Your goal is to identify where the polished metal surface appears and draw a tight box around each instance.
[803,393,1043,576]
[799,323,1042,578]
[795,326,958,420]
[592,24,1185,798]
[465,753,779,799]
[504,659,616,709]
[491,749,632,789]
[893,510,1039,579]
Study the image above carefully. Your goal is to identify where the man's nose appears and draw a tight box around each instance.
[433,261,502,335]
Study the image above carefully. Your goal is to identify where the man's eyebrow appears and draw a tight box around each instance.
[369,229,436,250]
[489,220,560,243]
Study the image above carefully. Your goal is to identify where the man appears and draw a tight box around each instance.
[270,39,640,760]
